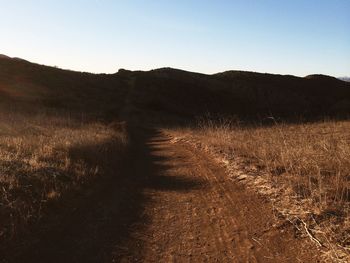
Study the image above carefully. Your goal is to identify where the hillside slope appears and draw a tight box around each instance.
[1,56,349,123]
[129,68,350,123]
[0,55,128,119]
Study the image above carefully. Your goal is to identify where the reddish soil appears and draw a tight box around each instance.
[2,129,320,262]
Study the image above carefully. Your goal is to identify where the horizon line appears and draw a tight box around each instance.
[1,53,348,79]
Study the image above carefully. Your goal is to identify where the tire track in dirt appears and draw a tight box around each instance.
[117,130,320,262]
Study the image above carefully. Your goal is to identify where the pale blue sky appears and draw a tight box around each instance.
[1,0,349,76]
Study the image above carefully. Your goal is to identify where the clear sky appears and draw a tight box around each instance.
[1,0,349,76]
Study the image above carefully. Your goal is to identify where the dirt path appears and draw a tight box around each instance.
[115,130,320,262]
[4,128,320,262]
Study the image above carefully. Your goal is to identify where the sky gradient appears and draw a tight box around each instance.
[1,0,349,76]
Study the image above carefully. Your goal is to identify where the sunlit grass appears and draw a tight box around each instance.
[168,118,350,256]
[194,119,350,209]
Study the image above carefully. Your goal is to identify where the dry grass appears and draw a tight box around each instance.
[169,118,350,258]
[0,111,127,242]
[196,119,350,209]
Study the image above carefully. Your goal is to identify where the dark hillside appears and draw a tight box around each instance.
[127,68,350,123]
[339,77,350,82]
[0,56,127,120]
[126,69,230,120]
[1,56,349,122]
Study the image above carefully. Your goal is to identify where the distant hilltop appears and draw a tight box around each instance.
[1,53,350,121]
[0,54,10,59]
[0,54,28,62]
[339,77,350,82]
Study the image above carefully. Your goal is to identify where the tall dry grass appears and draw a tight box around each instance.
[0,111,127,242]
[196,118,350,210]
[168,117,350,262]
[169,118,350,253]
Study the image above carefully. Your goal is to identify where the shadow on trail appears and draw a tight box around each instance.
[3,127,202,263]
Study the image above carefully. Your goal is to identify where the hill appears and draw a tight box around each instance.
[125,68,350,123]
[339,77,350,82]
[0,54,10,59]
[1,55,350,123]
[0,55,128,120]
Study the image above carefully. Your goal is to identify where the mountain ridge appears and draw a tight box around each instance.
[2,54,347,81]
[1,54,349,123]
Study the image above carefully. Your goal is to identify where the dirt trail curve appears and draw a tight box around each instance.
[4,128,320,263]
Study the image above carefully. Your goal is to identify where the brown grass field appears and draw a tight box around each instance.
[168,118,350,256]
[197,119,350,206]
[0,111,127,244]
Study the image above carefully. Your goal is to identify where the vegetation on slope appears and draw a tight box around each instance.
[0,55,128,119]
[127,68,350,124]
